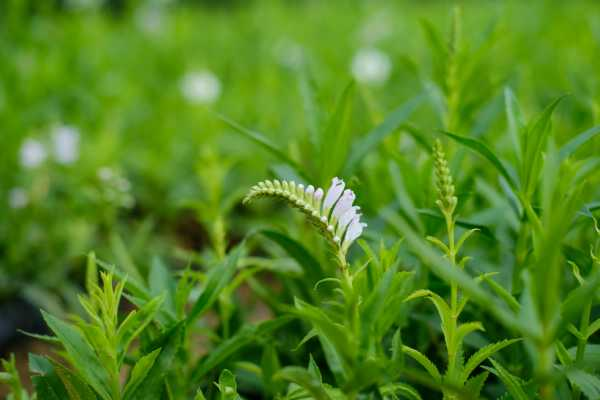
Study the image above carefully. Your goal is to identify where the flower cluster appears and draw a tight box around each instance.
[244,177,366,265]
[433,139,457,216]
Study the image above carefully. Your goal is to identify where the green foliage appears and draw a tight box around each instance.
[2,2,600,400]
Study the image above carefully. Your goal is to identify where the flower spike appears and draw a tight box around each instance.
[244,177,366,269]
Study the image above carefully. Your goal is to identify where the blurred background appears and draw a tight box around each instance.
[1,0,599,366]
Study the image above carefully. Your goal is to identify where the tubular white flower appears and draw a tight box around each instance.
[332,189,355,221]
[323,177,345,216]
[336,206,360,237]
[343,217,367,251]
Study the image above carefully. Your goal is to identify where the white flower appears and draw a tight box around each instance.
[116,177,131,192]
[245,177,367,261]
[332,189,356,220]
[180,70,222,104]
[20,138,47,168]
[323,177,345,216]
[8,187,28,209]
[97,167,114,181]
[135,6,164,35]
[343,217,367,251]
[274,38,304,69]
[52,125,80,164]
[351,48,392,86]
[336,206,360,237]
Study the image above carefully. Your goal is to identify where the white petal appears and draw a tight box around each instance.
[343,218,367,249]
[332,189,355,220]
[337,206,360,236]
[323,177,345,215]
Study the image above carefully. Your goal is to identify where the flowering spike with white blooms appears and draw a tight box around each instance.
[244,177,366,269]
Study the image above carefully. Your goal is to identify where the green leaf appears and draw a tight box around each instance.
[259,229,323,282]
[481,275,520,313]
[483,359,528,400]
[33,375,70,400]
[261,346,282,396]
[343,95,423,175]
[216,370,240,400]
[275,367,332,400]
[191,317,292,381]
[86,252,98,297]
[187,243,243,324]
[555,340,573,366]
[292,298,354,374]
[566,368,600,400]
[116,294,164,363]
[559,125,600,161]
[123,349,161,400]
[298,65,322,152]
[52,361,97,400]
[29,354,54,375]
[149,257,176,316]
[41,311,111,400]
[461,338,521,381]
[131,322,185,400]
[389,161,424,233]
[451,322,484,358]
[307,355,322,383]
[405,289,451,341]
[560,267,600,335]
[464,371,489,399]
[441,130,519,191]
[567,345,600,371]
[384,210,532,338]
[217,113,308,179]
[319,81,355,184]
[401,345,441,383]
[504,87,525,162]
[587,318,600,339]
[379,383,423,400]
[417,208,495,239]
[520,95,566,197]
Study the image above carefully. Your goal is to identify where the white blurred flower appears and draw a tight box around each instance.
[97,167,114,181]
[135,6,164,35]
[52,125,80,165]
[180,70,221,104]
[351,48,392,86]
[274,38,304,69]
[8,187,28,209]
[116,177,131,192]
[20,138,47,169]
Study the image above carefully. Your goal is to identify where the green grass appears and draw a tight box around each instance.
[1,0,600,399]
